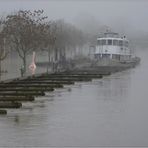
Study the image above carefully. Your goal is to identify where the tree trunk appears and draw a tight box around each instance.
[55,48,58,61]
[22,54,26,75]
[48,49,51,63]
[0,60,1,81]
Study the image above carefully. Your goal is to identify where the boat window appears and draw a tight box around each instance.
[102,39,106,45]
[97,40,101,45]
[113,40,118,46]
[119,40,123,46]
[108,39,112,45]
[125,41,128,47]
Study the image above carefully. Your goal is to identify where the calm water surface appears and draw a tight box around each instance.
[0,50,148,147]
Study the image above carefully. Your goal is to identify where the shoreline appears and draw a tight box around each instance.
[0,57,140,115]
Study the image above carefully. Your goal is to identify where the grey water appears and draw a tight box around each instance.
[0,50,148,147]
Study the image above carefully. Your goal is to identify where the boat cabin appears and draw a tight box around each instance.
[95,32,131,61]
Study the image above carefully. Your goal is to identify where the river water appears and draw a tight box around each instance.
[0,50,148,147]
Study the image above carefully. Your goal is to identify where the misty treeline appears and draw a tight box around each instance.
[0,9,89,74]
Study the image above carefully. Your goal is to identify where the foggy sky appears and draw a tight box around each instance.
[0,0,148,33]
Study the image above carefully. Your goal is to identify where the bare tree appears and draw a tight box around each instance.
[54,20,87,61]
[41,21,57,64]
[0,18,9,80]
[4,10,48,74]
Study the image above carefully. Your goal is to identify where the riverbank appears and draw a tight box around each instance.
[0,56,140,115]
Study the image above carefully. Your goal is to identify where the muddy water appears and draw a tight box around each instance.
[0,50,148,147]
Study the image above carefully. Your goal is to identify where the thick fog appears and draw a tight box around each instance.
[0,0,148,48]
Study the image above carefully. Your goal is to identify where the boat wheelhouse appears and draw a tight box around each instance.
[95,32,132,61]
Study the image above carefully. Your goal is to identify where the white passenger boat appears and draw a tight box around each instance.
[95,31,131,61]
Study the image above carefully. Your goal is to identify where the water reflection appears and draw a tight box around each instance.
[14,115,20,124]
[91,73,130,103]
[0,70,136,146]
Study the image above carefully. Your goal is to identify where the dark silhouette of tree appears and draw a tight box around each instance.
[40,19,88,70]
[54,20,87,61]
[0,18,9,80]
[4,10,48,74]
[41,21,57,64]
